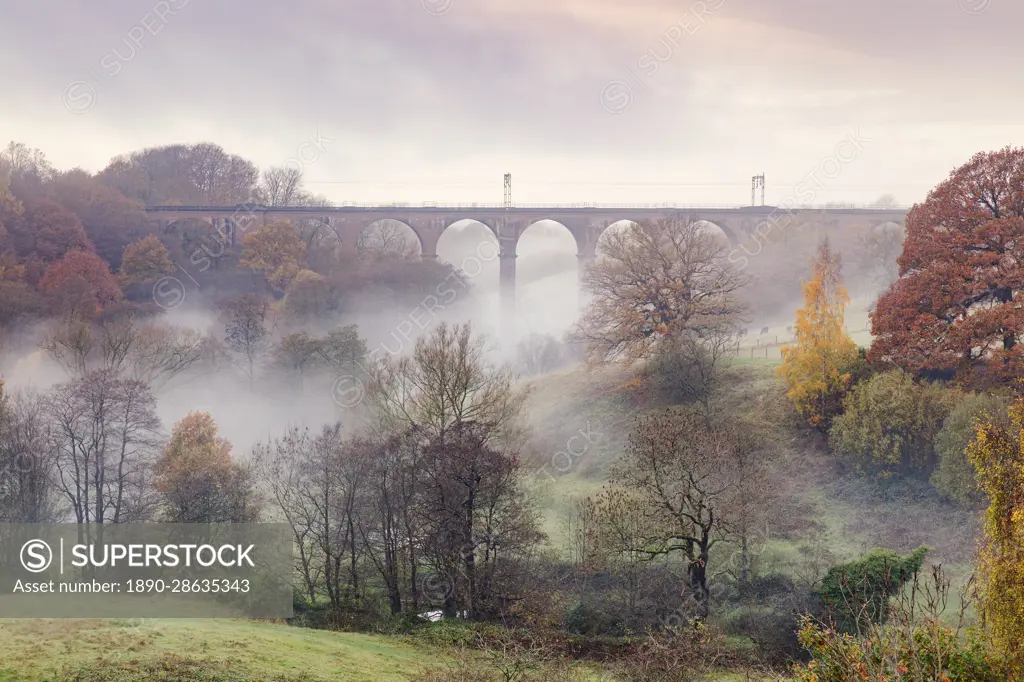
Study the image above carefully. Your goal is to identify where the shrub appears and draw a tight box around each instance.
[793,618,1011,682]
[611,628,742,682]
[817,546,928,632]
[828,369,958,477]
[931,392,1009,505]
[797,565,1016,681]
[721,605,805,666]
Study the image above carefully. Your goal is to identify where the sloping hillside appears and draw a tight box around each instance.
[522,358,981,577]
[0,618,442,681]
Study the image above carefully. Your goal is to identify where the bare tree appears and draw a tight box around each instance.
[41,316,205,390]
[221,294,269,388]
[607,408,745,625]
[588,487,655,615]
[271,332,322,391]
[561,495,600,573]
[41,317,94,376]
[418,421,543,620]
[252,423,370,618]
[256,166,305,206]
[856,224,905,291]
[0,388,58,523]
[366,322,527,447]
[646,322,738,414]
[364,323,541,620]
[1,141,53,182]
[516,333,566,376]
[358,220,420,261]
[574,213,749,363]
[358,427,425,615]
[46,370,162,527]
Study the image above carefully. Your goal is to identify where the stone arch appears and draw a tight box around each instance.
[300,216,343,249]
[692,219,735,245]
[441,216,498,239]
[428,217,499,261]
[515,220,585,342]
[435,219,500,278]
[593,219,640,256]
[360,219,422,258]
[518,219,580,256]
[516,220,579,282]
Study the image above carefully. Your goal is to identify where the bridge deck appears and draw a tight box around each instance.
[143,203,909,214]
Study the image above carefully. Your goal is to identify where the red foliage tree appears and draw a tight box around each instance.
[50,170,146,270]
[10,197,94,263]
[38,249,122,318]
[869,146,1024,387]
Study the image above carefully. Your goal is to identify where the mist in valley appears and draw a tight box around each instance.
[0,212,902,458]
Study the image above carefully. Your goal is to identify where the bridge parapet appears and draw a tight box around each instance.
[143,204,908,256]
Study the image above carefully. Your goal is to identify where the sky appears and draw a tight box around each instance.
[2,0,1023,207]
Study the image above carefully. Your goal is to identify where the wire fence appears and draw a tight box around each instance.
[735,326,872,359]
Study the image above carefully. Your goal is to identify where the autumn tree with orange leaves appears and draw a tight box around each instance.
[38,249,122,318]
[155,412,260,523]
[870,146,1024,388]
[777,239,860,430]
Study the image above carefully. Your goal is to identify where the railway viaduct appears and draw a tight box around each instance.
[144,203,908,317]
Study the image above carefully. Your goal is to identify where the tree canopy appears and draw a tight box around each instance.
[870,146,1024,387]
[777,239,860,429]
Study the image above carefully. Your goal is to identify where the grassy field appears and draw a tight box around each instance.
[0,618,455,681]
[0,345,980,680]
[0,618,448,681]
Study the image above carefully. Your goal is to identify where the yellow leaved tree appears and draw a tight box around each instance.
[776,238,859,429]
[967,398,1024,672]
[239,220,306,292]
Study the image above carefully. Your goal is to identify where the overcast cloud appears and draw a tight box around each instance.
[1,0,1021,206]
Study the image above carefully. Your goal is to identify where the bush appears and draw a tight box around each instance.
[793,617,1012,682]
[931,392,1009,505]
[721,605,805,666]
[647,327,734,407]
[611,628,743,682]
[796,564,1017,681]
[817,546,928,632]
[828,369,958,477]
[562,601,625,637]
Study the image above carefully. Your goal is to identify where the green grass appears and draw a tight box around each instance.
[0,618,444,681]
[524,358,980,615]
[0,347,984,680]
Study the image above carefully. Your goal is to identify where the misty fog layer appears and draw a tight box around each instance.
[0,211,899,455]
